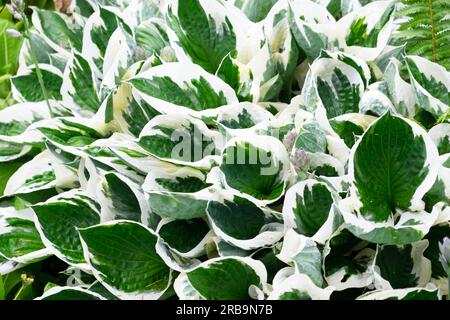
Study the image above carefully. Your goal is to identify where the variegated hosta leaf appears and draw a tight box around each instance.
[268,268,333,300]
[128,62,238,117]
[329,114,372,148]
[81,134,149,181]
[99,172,150,223]
[342,112,441,244]
[302,53,365,118]
[294,120,327,153]
[18,30,55,67]
[31,7,83,53]
[157,218,210,258]
[242,43,283,103]
[290,0,395,62]
[36,117,104,157]
[277,229,323,286]
[138,114,222,168]
[0,101,52,162]
[423,224,450,295]
[320,50,372,90]
[106,137,162,175]
[174,257,267,300]
[282,179,338,239]
[0,207,50,264]
[406,56,450,118]
[307,152,345,177]
[288,0,337,61]
[233,0,278,22]
[220,134,292,204]
[82,5,131,75]
[213,238,251,258]
[155,217,210,272]
[166,0,237,74]
[35,286,106,300]
[3,150,78,197]
[90,64,149,136]
[264,103,298,143]
[358,86,394,116]
[0,102,51,138]
[115,92,161,138]
[263,1,299,84]
[382,60,416,118]
[338,0,395,61]
[207,193,283,250]
[323,227,375,291]
[351,111,440,216]
[215,52,253,102]
[48,53,69,72]
[429,123,450,156]
[61,51,101,117]
[120,0,165,28]
[70,0,95,17]
[135,18,170,58]
[372,241,431,290]
[11,64,63,102]
[372,45,406,76]
[32,190,101,266]
[215,102,274,134]
[101,26,136,92]
[423,154,450,213]
[291,105,348,169]
[210,10,290,103]
[79,220,172,300]
[143,162,214,220]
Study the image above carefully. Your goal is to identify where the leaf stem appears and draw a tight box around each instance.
[0,91,12,109]
[21,13,54,118]
[0,74,12,82]
[437,108,450,124]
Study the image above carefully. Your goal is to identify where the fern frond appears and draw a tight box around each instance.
[393,0,450,70]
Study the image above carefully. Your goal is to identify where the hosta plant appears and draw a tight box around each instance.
[0,0,449,300]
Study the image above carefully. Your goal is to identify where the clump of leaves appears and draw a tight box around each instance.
[0,0,55,109]
[0,0,448,300]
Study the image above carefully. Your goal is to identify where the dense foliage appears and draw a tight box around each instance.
[0,0,449,300]
[0,0,55,109]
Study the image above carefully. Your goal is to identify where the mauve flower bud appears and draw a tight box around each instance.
[13,12,22,20]
[6,4,17,16]
[6,29,22,38]
[282,129,297,152]
[290,148,309,174]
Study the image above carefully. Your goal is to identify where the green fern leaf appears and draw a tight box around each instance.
[393,0,450,70]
